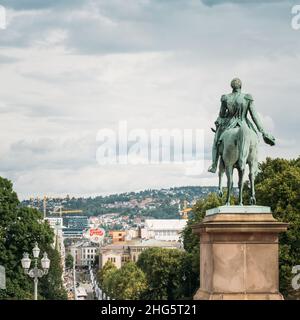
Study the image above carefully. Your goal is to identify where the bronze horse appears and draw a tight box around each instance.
[217,123,259,206]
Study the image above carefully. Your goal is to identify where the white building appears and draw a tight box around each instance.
[45,217,65,269]
[141,219,187,242]
[45,217,63,229]
[69,241,99,267]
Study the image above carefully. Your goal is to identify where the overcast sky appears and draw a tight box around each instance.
[0,0,299,199]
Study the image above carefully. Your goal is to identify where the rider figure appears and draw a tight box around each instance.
[208,78,275,173]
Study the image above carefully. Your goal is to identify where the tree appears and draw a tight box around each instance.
[40,247,68,300]
[106,262,148,300]
[0,176,67,300]
[137,247,191,300]
[65,254,74,269]
[97,260,117,288]
[244,157,300,299]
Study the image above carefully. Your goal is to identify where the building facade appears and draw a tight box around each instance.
[140,219,187,242]
[63,215,89,239]
[69,241,99,267]
[99,239,182,269]
[45,216,65,269]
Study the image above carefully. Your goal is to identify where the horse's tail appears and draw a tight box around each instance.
[237,124,250,171]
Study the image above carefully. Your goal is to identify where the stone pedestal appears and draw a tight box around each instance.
[192,206,288,300]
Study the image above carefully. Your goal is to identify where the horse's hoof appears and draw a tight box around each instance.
[250,197,256,205]
[225,202,230,206]
[239,202,243,206]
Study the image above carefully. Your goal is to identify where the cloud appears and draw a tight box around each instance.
[202,0,286,6]
[0,0,299,199]
[0,135,96,173]
[0,0,84,10]
[0,54,19,63]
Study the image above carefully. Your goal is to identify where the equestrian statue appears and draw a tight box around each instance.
[208,78,275,206]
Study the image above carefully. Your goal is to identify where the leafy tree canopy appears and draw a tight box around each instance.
[0,176,67,300]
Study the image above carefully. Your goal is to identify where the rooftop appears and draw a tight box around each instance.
[144,219,187,230]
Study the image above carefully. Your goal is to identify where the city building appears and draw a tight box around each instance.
[63,215,89,230]
[69,241,99,267]
[99,239,182,269]
[44,217,63,229]
[63,215,89,239]
[63,229,84,238]
[140,219,187,242]
[44,216,65,269]
[109,230,126,243]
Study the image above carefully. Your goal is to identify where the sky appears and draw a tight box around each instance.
[0,0,299,199]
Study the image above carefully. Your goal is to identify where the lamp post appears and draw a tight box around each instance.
[21,242,50,300]
[182,273,192,298]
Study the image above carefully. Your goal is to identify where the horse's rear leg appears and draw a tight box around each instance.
[249,163,256,205]
[225,166,233,206]
[238,168,245,206]
[218,159,225,198]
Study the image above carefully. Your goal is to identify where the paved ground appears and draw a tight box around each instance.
[76,269,95,300]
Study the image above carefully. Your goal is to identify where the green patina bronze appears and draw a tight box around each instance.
[208,78,275,206]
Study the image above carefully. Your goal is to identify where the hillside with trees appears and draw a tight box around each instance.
[22,186,219,219]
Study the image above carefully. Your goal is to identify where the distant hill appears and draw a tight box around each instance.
[22,186,219,219]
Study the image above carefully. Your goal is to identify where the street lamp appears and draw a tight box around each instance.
[21,242,50,300]
[182,273,192,298]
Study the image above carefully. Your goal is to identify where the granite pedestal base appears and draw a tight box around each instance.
[192,206,288,300]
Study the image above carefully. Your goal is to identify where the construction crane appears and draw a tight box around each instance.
[52,205,83,217]
[41,196,83,218]
[43,195,47,219]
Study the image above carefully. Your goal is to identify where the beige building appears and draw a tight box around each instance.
[109,230,126,243]
[99,239,182,269]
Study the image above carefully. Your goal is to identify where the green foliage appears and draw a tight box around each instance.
[0,176,67,300]
[40,247,68,300]
[65,253,74,269]
[182,193,224,253]
[109,262,147,300]
[244,157,300,299]
[137,247,195,300]
[97,260,117,288]
[100,261,147,300]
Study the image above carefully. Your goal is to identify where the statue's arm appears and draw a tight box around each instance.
[247,94,275,146]
[247,95,265,134]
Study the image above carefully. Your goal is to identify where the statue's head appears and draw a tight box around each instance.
[231,78,242,90]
